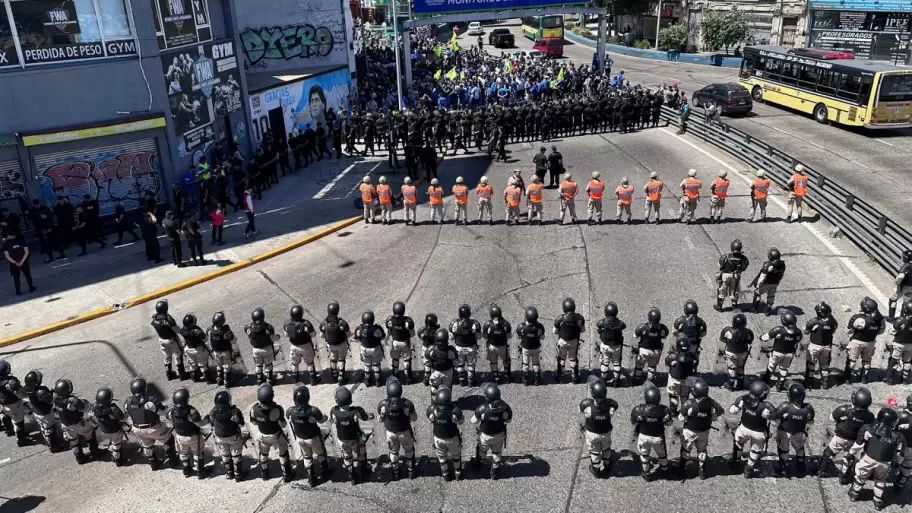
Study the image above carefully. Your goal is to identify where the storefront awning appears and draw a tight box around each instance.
[19,112,167,147]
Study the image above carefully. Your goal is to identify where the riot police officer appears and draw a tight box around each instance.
[887,301,912,384]
[427,388,464,481]
[168,388,210,478]
[516,306,546,386]
[320,301,352,385]
[848,407,904,510]
[554,297,586,383]
[355,311,386,387]
[729,380,774,478]
[805,301,838,389]
[844,297,885,384]
[284,305,318,384]
[679,379,723,480]
[425,328,458,394]
[633,308,669,384]
[630,385,672,481]
[329,386,374,484]
[418,313,440,386]
[673,300,707,360]
[246,308,280,385]
[208,311,239,387]
[888,249,912,319]
[818,388,875,484]
[771,382,814,477]
[150,299,187,380]
[125,377,176,470]
[483,304,513,384]
[207,390,246,481]
[664,336,697,416]
[449,304,482,387]
[0,361,29,446]
[385,301,416,384]
[249,384,293,482]
[93,387,127,465]
[180,313,212,383]
[751,248,786,316]
[714,240,750,312]
[378,376,419,480]
[719,313,754,391]
[24,369,60,450]
[595,302,626,387]
[287,385,329,487]
[53,378,98,463]
[894,394,912,490]
[580,377,619,478]
[760,312,803,391]
[471,383,513,480]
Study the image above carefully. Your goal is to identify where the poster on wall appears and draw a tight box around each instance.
[152,0,212,50]
[163,40,241,158]
[42,1,80,36]
[248,67,351,143]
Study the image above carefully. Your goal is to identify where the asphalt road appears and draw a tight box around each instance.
[0,128,905,513]
[487,20,912,228]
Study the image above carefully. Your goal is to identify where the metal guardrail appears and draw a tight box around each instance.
[659,105,912,276]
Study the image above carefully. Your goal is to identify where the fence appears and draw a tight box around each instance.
[659,105,912,276]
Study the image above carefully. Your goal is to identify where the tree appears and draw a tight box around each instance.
[701,7,752,53]
[659,23,688,52]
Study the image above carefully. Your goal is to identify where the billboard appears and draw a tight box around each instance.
[151,0,212,50]
[413,0,584,14]
[248,67,351,143]
[810,0,912,11]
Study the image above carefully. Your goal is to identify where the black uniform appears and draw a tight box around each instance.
[482,316,513,381]
[246,320,277,384]
[633,321,669,382]
[771,400,815,473]
[329,404,371,473]
[673,314,707,353]
[679,396,723,476]
[596,316,626,384]
[804,315,838,387]
[762,324,803,388]
[730,394,774,473]
[471,399,513,472]
[664,346,697,414]
[320,314,351,383]
[720,324,755,390]
[516,320,545,385]
[554,312,585,381]
[630,401,672,478]
[284,318,317,382]
[845,310,885,383]
[449,316,482,386]
[385,314,416,380]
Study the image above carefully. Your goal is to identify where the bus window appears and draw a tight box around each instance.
[877,74,912,102]
[798,65,819,89]
[739,57,754,79]
[755,57,766,72]
[763,58,781,81]
[859,76,873,103]
[541,16,562,28]
[837,75,862,102]
[780,63,799,85]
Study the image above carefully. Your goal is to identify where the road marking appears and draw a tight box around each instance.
[662,128,889,307]
[876,139,895,147]
[51,262,72,269]
[0,457,10,465]
[313,164,358,199]
[768,125,792,136]
[260,206,295,215]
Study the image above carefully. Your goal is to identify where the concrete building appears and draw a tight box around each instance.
[687,0,808,50]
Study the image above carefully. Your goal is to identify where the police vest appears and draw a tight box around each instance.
[247,322,274,349]
[834,406,875,440]
[28,387,54,415]
[323,316,346,345]
[284,320,313,347]
[476,401,510,436]
[358,324,383,349]
[865,427,901,463]
[851,313,883,342]
[428,346,454,371]
[250,403,283,435]
[675,315,705,343]
[771,326,803,353]
[898,410,912,447]
[778,403,813,434]
[331,406,364,442]
[429,404,461,439]
[763,260,786,285]
[381,398,414,433]
[452,319,478,348]
[208,326,233,353]
[170,405,201,437]
[598,318,625,345]
[720,253,747,273]
[557,313,583,340]
[0,377,20,405]
[485,319,509,346]
[724,327,753,354]
[388,316,412,342]
[636,322,666,350]
[94,404,123,434]
[519,322,542,350]
[895,318,912,345]
[635,404,668,437]
[289,405,322,439]
[582,398,614,434]
[209,406,242,438]
[902,262,912,286]
[739,398,769,433]
[151,314,177,339]
[418,326,438,347]
[54,396,84,426]
[683,398,716,433]
[807,317,837,346]
[668,351,697,379]
[126,395,160,426]
[181,326,206,349]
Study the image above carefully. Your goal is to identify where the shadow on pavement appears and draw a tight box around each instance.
[0,496,46,513]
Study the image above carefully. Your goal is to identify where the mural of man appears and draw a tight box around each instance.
[309,85,328,131]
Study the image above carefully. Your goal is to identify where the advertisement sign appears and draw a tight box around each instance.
[42,1,80,36]
[19,40,138,64]
[413,0,585,15]
[22,117,167,147]
[152,0,212,50]
[810,0,912,12]
[248,67,351,143]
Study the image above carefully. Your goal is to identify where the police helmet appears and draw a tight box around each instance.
[592,171,601,179]
[456,176,464,184]
[327,301,340,316]
[852,388,872,409]
[379,176,387,184]
[732,313,747,328]
[155,300,169,314]
[551,145,557,151]
[676,335,691,353]
[434,328,450,347]
[687,169,697,177]
[484,383,501,402]
[563,298,576,313]
[650,171,658,179]
[815,301,832,317]
[173,388,190,406]
[644,386,661,405]
[756,170,766,178]
[647,308,661,323]
[877,407,899,428]
[691,379,709,398]
[386,376,403,398]
[718,170,728,178]
[290,305,304,321]
[480,176,489,185]
[431,178,440,186]
[183,313,197,328]
[393,301,406,316]
[590,379,607,399]
[130,378,147,395]
[731,239,743,253]
[251,308,265,323]
[362,311,375,325]
[781,312,797,327]
[96,387,113,405]
[795,164,805,174]
[490,304,502,319]
[404,177,412,185]
[212,311,226,326]
[904,301,912,317]
[525,307,539,322]
[214,390,231,407]
[768,248,781,261]
[435,388,452,406]
[603,302,618,317]
[906,393,912,412]
[257,384,275,404]
[861,297,879,314]
[425,313,438,327]
[458,304,472,319]
[787,382,805,404]
[24,369,43,388]
[684,300,699,316]
[748,380,769,401]
[362,175,371,184]
[0,360,9,377]
[294,386,310,407]
[55,378,74,397]
[904,249,912,263]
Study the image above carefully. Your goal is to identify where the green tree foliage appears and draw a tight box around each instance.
[701,7,753,52]
[659,23,688,51]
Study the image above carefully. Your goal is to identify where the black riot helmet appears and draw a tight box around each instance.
[434,328,450,347]
[484,383,501,402]
[155,299,169,314]
[861,297,878,314]
[684,300,699,316]
[214,390,231,407]
[458,304,472,319]
[183,313,197,328]
[55,378,73,397]
[0,360,9,377]
[24,369,43,388]
[732,313,747,329]
[257,384,275,405]
[781,312,797,327]
[335,386,352,407]
[877,407,899,428]
[361,311,375,325]
[691,379,709,398]
[768,247,781,261]
[787,382,805,404]
[130,378,147,395]
[212,311,226,327]
[815,301,832,318]
[95,387,113,405]
[251,308,265,323]
[590,379,607,399]
[435,388,452,406]
[327,301,340,316]
[731,239,743,253]
[173,388,190,406]
[386,377,403,398]
[393,301,406,316]
[604,302,618,317]
[852,387,872,410]
[563,298,576,313]
[294,385,310,407]
[644,386,661,405]
[290,305,304,321]
[525,307,539,322]
[676,335,691,353]
[425,313,439,327]
[647,308,661,323]
[904,301,912,317]
[748,380,769,401]
[489,304,502,319]
[906,393,912,412]
[904,249,912,263]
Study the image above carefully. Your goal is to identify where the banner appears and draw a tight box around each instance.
[413,0,585,14]
[153,0,212,50]
[810,0,912,11]
[42,1,80,36]
[22,118,167,147]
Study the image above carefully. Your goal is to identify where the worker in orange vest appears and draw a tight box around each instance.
[377,176,393,224]
[643,171,663,224]
[504,178,522,225]
[358,176,376,224]
[678,169,701,224]
[401,177,418,225]
[586,171,604,225]
[559,173,579,225]
[527,175,544,224]
[476,176,494,225]
[709,170,730,224]
[615,176,634,224]
[452,176,469,225]
[428,178,444,224]
[786,164,808,223]
[750,170,771,222]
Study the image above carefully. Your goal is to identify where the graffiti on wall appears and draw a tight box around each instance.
[38,150,164,215]
[240,25,335,70]
[0,160,26,204]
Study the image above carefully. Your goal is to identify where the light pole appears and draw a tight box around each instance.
[655,0,663,49]
[390,0,404,110]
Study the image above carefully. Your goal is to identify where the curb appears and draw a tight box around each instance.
[0,215,362,349]
[564,31,742,69]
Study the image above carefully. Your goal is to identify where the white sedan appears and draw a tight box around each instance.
[513,49,543,61]
[467,22,483,35]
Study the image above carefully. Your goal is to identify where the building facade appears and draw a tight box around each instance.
[806,0,911,62]
[687,0,808,50]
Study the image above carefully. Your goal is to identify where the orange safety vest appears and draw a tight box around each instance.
[712,178,730,199]
[428,186,443,205]
[752,178,771,200]
[615,185,634,204]
[452,184,468,204]
[646,180,663,201]
[401,185,417,205]
[527,183,543,203]
[377,184,392,204]
[359,183,375,203]
[682,177,701,199]
[505,186,521,207]
[476,184,493,200]
[560,180,578,200]
[791,174,808,196]
[587,180,604,200]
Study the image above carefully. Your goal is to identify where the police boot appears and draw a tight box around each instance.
[698,459,707,480]
[873,499,886,511]
[724,378,737,391]
[423,372,430,387]
[390,461,400,481]
[777,453,789,478]
[459,371,468,387]
[235,460,247,482]
[165,438,178,467]
[504,363,512,383]
[365,371,375,388]
[256,372,266,385]
[848,486,861,502]
[193,368,205,383]
[730,442,742,469]
[176,362,189,380]
[713,298,724,312]
[165,363,178,381]
[884,359,897,383]
[14,423,29,447]
[75,449,90,465]
[114,454,126,467]
[408,457,418,479]
[842,360,854,384]
[216,368,225,387]
[589,463,600,477]
[860,368,871,384]
[761,370,772,385]
[490,464,501,480]
[839,455,855,485]
[338,364,347,385]
[306,465,319,487]
[348,465,358,484]
[572,366,580,384]
[149,453,162,471]
[816,448,833,477]
[522,371,530,386]
[1,415,13,436]
[183,459,195,477]
[534,370,542,386]
[556,359,564,382]
[766,302,776,317]
[268,370,276,386]
[751,294,761,313]
[260,463,270,481]
[283,459,295,483]
[795,457,806,477]
[87,432,100,457]
[310,371,321,385]
[404,368,413,385]
[293,370,301,384]
[360,458,371,480]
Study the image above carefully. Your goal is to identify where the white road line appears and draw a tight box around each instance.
[661,128,889,308]
[768,125,792,136]
[260,205,295,215]
[313,164,358,199]
[115,242,136,248]
[51,262,72,269]
[876,139,895,147]
[0,457,10,465]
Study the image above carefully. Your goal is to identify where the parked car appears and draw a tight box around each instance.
[488,28,514,48]
[533,37,563,58]
[513,49,543,61]
[691,83,753,115]
[467,22,483,36]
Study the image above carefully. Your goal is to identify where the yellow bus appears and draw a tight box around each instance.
[738,45,912,128]
[520,16,564,41]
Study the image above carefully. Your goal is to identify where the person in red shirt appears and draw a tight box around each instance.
[209,202,225,245]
